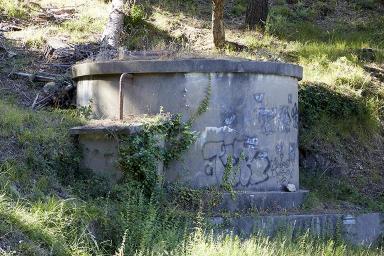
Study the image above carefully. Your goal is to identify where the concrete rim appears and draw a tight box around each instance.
[72,59,303,80]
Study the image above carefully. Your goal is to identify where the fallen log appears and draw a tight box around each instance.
[9,72,57,82]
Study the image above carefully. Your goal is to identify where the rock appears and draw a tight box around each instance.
[286,183,296,192]
[43,82,59,94]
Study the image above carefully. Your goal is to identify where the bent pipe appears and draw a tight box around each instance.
[119,73,133,120]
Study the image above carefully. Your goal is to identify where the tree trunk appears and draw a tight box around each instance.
[101,0,127,48]
[245,0,269,29]
[212,0,225,49]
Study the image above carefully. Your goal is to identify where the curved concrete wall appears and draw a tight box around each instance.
[73,59,303,192]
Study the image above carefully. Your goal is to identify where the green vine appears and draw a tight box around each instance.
[118,77,212,196]
[163,114,198,165]
[222,152,245,197]
[222,155,234,193]
[188,78,212,125]
[118,126,164,197]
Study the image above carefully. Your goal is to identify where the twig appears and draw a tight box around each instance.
[31,93,40,109]
[11,83,31,101]
[34,93,54,106]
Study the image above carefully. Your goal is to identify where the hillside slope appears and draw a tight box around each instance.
[1,0,384,255]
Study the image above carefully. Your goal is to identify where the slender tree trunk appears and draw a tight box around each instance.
[245,0,269,29]
[101,0,128,48]
[212,0,225,49]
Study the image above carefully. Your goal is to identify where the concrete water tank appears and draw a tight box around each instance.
[72,59,303,193]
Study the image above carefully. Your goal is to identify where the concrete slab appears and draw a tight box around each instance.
[72,59,303,80]
[210,212,384,246]
[212,190,309,212]
[167,188,308,212]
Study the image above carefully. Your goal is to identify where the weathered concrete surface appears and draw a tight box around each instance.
[72,59,303,78]
[210,213,384,246]
[70,122,164,182]
[73,59,302,192]
[211,190,309,212]
[74,133,122,181]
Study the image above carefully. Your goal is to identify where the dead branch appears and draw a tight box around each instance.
[31,93,40,109]
[9,72,57,82]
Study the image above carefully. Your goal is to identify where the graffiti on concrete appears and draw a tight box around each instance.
[288,94,293,104]
[254,93,265,104]
[254,92,298,135]
[224,113,237,126]
[201,127,296,188]
[291,103,298,129]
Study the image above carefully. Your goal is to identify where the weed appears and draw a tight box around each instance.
[232,0,247,16]
[301,170,384,212]
[0,0,29,19]
[59,15,106,43]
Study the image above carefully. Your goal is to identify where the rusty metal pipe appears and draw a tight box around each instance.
[119,73,133,120]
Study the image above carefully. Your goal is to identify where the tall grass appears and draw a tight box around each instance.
[132,226,382,256]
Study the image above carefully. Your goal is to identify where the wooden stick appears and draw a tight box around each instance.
[31,93,40,109]
[9,72,57,82]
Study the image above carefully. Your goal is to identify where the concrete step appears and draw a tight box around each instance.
[210,212,384,246]
[168,189,309,212]
[210,190,309,212]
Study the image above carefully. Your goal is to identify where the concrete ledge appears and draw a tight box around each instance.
[211,190,309,212]
[168,189,309,212]
[210,212,384,246]
[70,123,143,135]
[70,122,165,183]
[69,116,170,135]
[72,59,303,80]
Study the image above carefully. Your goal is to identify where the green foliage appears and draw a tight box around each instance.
[116,188,192,255]
[118,80,211,196]
[232,0,247,16]
[129,4,146,24]
[134,229,381,256]
[188,79,211,124]
[301,171,384,212]
[0,101,83,187]
[163,114,198,165]
[118,128,164,196]
[77,99,94,120]
[221,152,244,196]
[2,0,384,254]
[352,0,377,10]
[222,155,234,193]
[0,0,29,19]
[0,100,111,255]
[298,82,373,128]
[123,13,175,50]
[117,113,198,196]
[59,14,106,42]
[155,0,198,15]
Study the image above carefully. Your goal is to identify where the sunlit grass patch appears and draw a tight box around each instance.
[301,56,371,90]
[0,0,30,19]
[0,194,106,255]
[5,26,54,49]
[135,228,382,256]
[3,0,109,46]
[59,12,107,43]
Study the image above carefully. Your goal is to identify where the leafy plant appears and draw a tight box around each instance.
[118,128,164,196]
